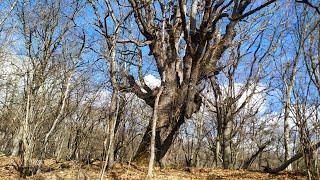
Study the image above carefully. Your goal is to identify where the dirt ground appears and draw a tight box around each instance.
[0,155,307,180]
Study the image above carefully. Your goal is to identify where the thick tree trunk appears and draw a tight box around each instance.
[222,119,232,169]
[133,109,185,166]
[132,63,194,166]
[133,85,187,165]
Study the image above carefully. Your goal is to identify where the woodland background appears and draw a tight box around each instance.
[0,0,319,179]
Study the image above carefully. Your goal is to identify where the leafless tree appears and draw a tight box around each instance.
[11,0,85,175]
[88,0,135,175]
[1,0,320,178]
[264,3,320,177]
[121,0,277,166]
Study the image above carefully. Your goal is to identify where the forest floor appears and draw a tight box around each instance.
[0,155,307,180]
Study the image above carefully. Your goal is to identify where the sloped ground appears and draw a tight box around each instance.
[0,155,306,179]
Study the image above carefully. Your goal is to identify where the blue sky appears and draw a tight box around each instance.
[80,0,319,114]
[2,0,319,115]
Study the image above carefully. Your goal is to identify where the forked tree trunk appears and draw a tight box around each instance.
[132,59,193,166]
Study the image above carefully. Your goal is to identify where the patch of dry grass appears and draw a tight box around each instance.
[0,155,306,179]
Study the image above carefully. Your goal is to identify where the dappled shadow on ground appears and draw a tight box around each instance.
[0,155,306,179]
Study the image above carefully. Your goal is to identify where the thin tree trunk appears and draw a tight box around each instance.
[215,139,221,167]
[283,41,300,171]
[22,92,32,172]
[43,74,72,151]
[100,41,119,179]
[147,86,163,177]
[37,73,72,170]
[106,90,119,169]
[283,99,292,171]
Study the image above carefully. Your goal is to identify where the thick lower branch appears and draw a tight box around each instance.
[242,141,271,169]
[265,141,320,174]
[125,74,156,106]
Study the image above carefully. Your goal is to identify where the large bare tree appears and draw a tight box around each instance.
[123,0,277,165]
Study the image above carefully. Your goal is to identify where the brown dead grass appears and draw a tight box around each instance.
[0,155,306,179]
